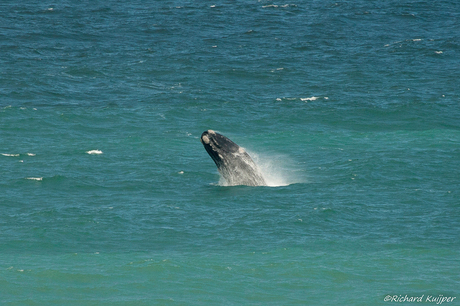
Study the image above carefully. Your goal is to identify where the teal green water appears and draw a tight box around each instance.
[1,1,459,305]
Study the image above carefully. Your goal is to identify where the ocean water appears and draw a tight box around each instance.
[1,0,459,305]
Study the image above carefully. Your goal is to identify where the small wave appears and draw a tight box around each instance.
[2,153,36,157]
[86,150,103,155]
[26,177,43,181]
[300,97,319,102]
[276,96,328,102]
[384,38,425,47]
[262,4,296,8]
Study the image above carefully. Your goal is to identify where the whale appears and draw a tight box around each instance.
[200,130,266,186]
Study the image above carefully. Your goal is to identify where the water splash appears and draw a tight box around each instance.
[250,151,303,187]
[216,149,304,187]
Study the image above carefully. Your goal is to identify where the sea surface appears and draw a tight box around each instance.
[1,1,459,305]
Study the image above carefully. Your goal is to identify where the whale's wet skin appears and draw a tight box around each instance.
[201,130,266,186]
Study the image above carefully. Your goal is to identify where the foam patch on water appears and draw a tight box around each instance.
[300,96,319,102]
[276,96,328,102]
[262,4,297,8]
[86,150,103,155]
[2,153,36,157]
[26,177,43,181]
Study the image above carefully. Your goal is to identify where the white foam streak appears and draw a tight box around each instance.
[86,150,103,155]
[2,153,36,157]
[300,97,319,102]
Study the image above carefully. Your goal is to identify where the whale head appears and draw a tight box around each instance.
[200,130,266,186]
[201,130,240,167]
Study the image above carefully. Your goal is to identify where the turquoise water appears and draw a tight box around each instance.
[1,1,459,305]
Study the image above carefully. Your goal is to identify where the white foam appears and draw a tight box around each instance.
[277,97,325,102]
[26,177,43,181]
[86,150,103,155]
[300,97,319,102]
[2,153,36,157]
[262,4,296,8]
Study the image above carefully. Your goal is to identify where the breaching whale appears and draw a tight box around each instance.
[200,130,266,186]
